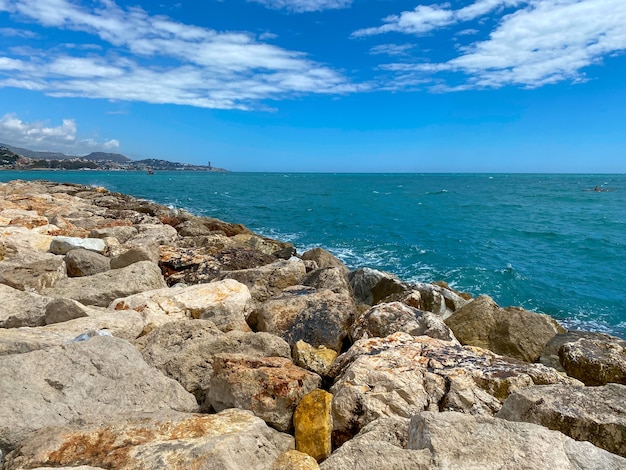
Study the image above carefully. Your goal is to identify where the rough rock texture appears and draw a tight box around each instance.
[444,294,566,362]
[0,335,198,453]
[110,243,159,269]
[273,450,320,470]
[497,383,626,457]
[0,284,53,328]
[135,320,291,405]
[350,302,457,343]
[540,330,624,372]
[303,266,352,296]
[320,417,431,470]
[3,409,293,470]
[65,248,110,277]
[293,340,338,377]
[111,280,251,332]
[130,223,178,246]
[330,332,578,444]
[43,261,167,307]
[349,267,396,306]
[559,336,626,385]
[44,297,90,324]
[294,389,333,462]
[89,225,137,244]
[220,258,307,303]
[251,286,356,352]
[49,236,107,255]
[0,309,145,356]
[0,257,66,291]
[301,248,349,274]
[408,411,626,469]
[208,353,322,432]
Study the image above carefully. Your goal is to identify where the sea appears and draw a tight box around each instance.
[1,171,625,339]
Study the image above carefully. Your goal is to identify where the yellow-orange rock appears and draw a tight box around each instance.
[273,450,320,469]
[294,389,333,462]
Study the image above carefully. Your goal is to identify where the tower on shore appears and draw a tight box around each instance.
[208,161,212,170]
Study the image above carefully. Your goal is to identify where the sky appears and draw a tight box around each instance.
[0,0,625,172]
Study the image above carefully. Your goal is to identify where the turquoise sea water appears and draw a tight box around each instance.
[2,171,625,338]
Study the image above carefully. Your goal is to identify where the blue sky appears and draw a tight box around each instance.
[0,0,625,172]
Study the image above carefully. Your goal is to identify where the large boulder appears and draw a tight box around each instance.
[3,409,293,470]
[303,266,352,296]
[348,267,396,306]
[559,336,626,385]
[350,302,457,343]
[444,295,565,362]
[43,261,167,307]
[329,332,578,444]
[131,223,179,245]
[0,257,66,292]
[0,284,53,328]
[208,354,322,432]
[64,248,110,277]
[110,243,159,269]
[0,335,198,454]
[408,411,626,469]
[251,286,356,352]
[89,225,137,244]
[320,417,431,470]
[219,258,307,303]
[135,320,291,405]
[497,383,626,458]
[301,248,349,274]
[110,280,251,332]
[540,330,623,371]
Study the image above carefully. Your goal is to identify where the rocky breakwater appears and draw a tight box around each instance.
[0,179,625,470]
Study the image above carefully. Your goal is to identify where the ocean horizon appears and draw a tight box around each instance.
[1,170,624,339]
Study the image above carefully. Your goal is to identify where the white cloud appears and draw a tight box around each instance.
[363,0,626,89]
[249,0,351,13]
[369,44,416,57]
[0,114,120,153]
[0,0,360,110]
[0,27,37,38]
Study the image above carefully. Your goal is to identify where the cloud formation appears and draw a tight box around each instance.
[359,0,626,89]
[249,0,351,12]
[0,0,359,109]
[0,114,120,154]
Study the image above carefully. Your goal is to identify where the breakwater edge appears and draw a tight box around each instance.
[0,178,625,468]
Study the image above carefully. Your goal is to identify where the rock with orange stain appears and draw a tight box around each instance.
[208,354,322,432]
[3,409,294,470]
[135,320,291,408]
[273,450,320,469]
[0,335,198,453]
[109,279,251,332]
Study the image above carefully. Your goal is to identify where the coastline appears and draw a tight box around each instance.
[0,178,625,468]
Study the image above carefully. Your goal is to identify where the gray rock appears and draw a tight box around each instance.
[44,297,90,324]
[320,417,431,470]
[0,257,66,291]
[135,320,291,406]
[301,248,349,274]
[219,258,307,303]
[350,302,458,343]
[0,308,145,356]
[540,330,623,371]
[497,383,626,458]
[132,223,179,245]
[303,266,352,295]
[251,285,356,352]
[49,236,107,255]
[208,353,322,432]
[65,248,110,277]
[330,332,579,444]
[0,335,198,454]
[408,411,626,469]
[3,409,293,470]
[349,267,397,305]
[89,225,138,244]
[445,294,565,362]
[43,261,167,307]
[110,242,159,269]
[559,336,626,385]
[0,284,53,328]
